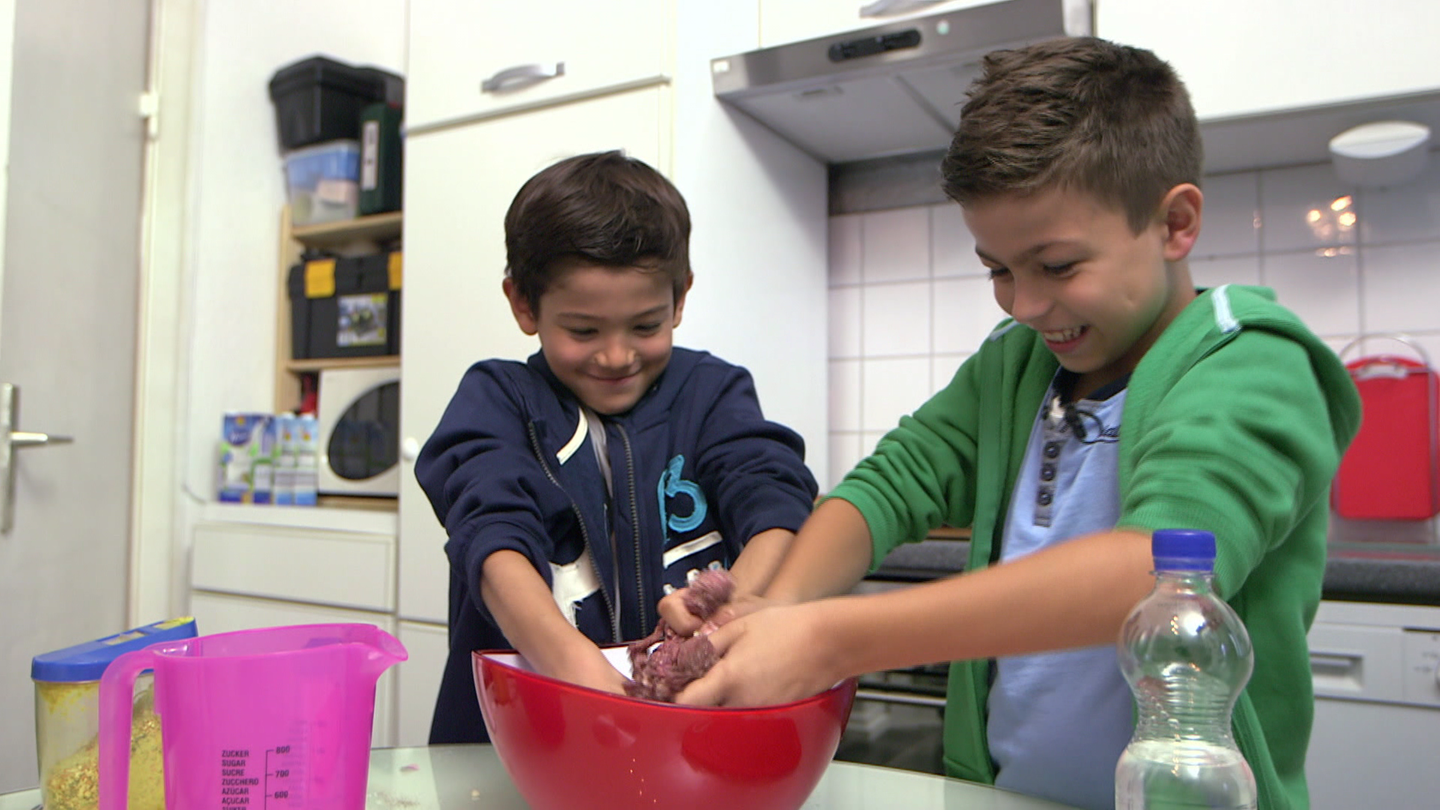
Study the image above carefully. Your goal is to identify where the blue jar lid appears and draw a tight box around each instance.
[1152,529,1216,571]
[31,617,198,682]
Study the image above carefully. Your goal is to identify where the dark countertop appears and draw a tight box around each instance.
[1322,541,1440,605]
[871,534,1440,607]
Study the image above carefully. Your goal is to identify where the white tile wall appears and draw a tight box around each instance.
[1260,163,1359,252]
[1192,171,1260,258]
[861,207,930,283]
[1264,249,1360,336]
[825,154,1440,507]
[862,282,932,357]
[825,198,1007,490]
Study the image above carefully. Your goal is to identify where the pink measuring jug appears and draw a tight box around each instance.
[97,623,407,810]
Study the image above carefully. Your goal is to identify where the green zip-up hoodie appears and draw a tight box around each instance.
[829,285,1361,810]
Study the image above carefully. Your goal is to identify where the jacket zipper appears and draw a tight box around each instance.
[526,420,621,643]
[616,423,647,634]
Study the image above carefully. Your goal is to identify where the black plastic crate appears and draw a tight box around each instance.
[289,251,402,359]
[269,56,402,151]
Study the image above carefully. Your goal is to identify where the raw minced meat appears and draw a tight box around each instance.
[624,569,735,702]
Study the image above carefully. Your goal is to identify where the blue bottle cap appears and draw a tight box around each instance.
[1152,529,1216,571]
[31,617,198,682]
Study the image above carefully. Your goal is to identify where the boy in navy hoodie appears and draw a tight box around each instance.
[415,151,818,743]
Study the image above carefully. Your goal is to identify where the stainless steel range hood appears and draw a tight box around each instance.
[711,0,1091,164]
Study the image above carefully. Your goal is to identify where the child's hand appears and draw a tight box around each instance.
[657,587,728,636]
[656,569,741,635]
[671,600,843,708]
[551,643,630,696]
[657,587,774,636]
[656,588,706,635]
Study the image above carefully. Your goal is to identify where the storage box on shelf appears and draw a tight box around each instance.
[283,140,362,226]
[268,55,401,151]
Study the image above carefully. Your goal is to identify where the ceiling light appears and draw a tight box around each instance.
[1329,120,1431,188]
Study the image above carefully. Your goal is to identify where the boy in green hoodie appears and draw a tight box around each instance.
[672,37,1360,810]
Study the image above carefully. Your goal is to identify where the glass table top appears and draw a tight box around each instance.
[1,744,1079,810]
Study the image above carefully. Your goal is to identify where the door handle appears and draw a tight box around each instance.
[12,431,73,447]
[0,383,73,533]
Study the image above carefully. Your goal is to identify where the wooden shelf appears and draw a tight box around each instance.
[292,211,403,249]
[285,355,400,374]
[316,495,400,512]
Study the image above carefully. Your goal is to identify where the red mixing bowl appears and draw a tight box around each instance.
[472,646,859,810]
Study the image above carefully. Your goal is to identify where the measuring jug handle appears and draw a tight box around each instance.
[98,648,156,810]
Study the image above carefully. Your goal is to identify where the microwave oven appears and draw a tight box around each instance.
[317,366,400,497]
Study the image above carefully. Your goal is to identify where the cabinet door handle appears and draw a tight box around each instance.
[1310,651,1363,676]
[0,383,74,533]
[480,62,566,94]
[1310,650,1367,695]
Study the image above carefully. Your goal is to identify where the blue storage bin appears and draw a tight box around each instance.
[283,139,361,226]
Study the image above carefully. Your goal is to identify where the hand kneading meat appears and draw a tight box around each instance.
[624,569,735,702]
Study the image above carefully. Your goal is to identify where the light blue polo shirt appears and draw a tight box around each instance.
[988,372,1134,810]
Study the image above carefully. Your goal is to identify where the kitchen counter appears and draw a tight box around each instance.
[1322,540,1440,605]
[875,533,1440,606]
[0,745,1079,810]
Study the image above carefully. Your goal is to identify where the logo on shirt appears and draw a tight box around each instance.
[658,454,707,533]
[1065,408,1121,444]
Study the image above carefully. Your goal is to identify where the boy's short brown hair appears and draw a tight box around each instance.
[941,37,1201,233]
[504,151,692,311]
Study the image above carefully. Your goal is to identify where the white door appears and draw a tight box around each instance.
[0,0,151,792]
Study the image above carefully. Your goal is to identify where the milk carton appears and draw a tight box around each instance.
[293,414,320,506]
[217,413,278,503]
[273,414,298,506]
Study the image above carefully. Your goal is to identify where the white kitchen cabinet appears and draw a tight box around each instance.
[759,0,1006,47]
[1306,601,1440,810]
[396,620,450,747]
[398,86,671,624]
[1096,0,1440,122]
[191,520,396,612]
[187,591,400,748]
[186,506,402,746]
[405,0,673,133]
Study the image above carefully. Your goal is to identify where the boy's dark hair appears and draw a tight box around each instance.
[504,151,692,311]
[941,37,1202,233]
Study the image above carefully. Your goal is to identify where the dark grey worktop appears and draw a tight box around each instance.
[873,536,1440,607]
[1322,542,1440,605]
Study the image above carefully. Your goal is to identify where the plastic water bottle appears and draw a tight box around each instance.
[1115,529,1258,810]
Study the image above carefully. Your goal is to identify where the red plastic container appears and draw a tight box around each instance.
[473,647,858,810]
[1333,353,1440,520]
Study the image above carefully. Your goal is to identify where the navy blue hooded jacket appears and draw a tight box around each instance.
[416,347,818,743]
